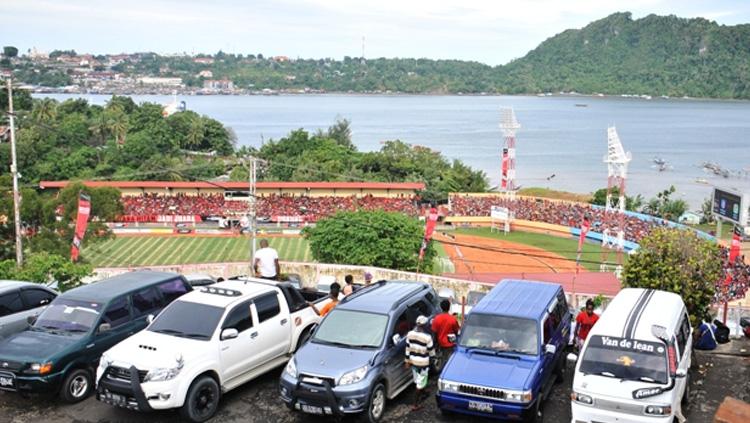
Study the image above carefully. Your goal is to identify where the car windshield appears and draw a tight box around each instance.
[148,301,224,340]
[313,309,388,348]
[580,335,669,384]
[459,313,539,355]
[34,298,102,334]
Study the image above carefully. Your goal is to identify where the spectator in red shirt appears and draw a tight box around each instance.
[432,299,460,349]
[575,299,599,349]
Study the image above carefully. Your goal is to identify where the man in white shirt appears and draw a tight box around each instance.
[254,239,280,280]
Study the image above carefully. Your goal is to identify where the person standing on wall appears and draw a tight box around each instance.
[254,239,280,280]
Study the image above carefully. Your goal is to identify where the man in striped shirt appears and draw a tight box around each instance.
[404,315,435,411]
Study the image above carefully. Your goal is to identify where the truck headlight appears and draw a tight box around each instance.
[505,389,533,403]
[645,405,672,416]
[338,365,368,386]
[28,362,53,375]
[438,379,461,393]
[144,366,182,382]
[571,391,594,405]
[284,359,297,378]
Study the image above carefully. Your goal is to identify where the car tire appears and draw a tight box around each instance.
[524,399,541,423]
[59,368,93,403]
[366,383,386,423]
[180,375,221,423]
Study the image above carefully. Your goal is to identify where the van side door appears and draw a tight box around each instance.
[0,289,26,339]
[673,310,692,409]
[130,286,165,330]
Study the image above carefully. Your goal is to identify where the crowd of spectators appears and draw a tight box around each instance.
[121,193,420,221]
[716,246,749,303]
[448,195,665,243]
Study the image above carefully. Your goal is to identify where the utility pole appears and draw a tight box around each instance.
[246,156,263,270]
[6,77,22,266]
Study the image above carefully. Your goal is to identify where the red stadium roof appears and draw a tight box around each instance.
[39,181,426,191]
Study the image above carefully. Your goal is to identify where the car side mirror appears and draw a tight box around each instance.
[392,334,401,345]
[98,323,111,334]
[39,299,51,306]
[221,328,239,341]
[26,315,37,326]
[675,369,686,378]
[146,314,155,324]
[566,353,578,363]
[544,344,557,355]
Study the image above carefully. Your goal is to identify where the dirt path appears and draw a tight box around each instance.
[435,233,582,274]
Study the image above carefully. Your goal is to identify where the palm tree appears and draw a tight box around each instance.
[31,98,57,123]
[185,117,205,150]
[88,113,109,145]
[107,110,128,146]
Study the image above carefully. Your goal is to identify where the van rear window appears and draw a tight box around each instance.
[580,335,668,384]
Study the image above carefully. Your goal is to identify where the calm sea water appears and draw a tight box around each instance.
[38,93,750,208]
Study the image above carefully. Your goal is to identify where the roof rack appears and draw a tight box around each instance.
[338,280,388,304]
[200,286,242,297]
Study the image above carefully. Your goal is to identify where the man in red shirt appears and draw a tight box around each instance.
[575,299,599,349]
[432,300,460,349]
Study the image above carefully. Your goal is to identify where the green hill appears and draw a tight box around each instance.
[499,12,750,99]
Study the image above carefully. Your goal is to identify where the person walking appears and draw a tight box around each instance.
[253,239,280,280]
[575,299,599,350]
[404,315,434,411]
[342,274,355,296]
[309,282,340,317]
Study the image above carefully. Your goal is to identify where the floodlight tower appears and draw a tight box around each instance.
[602,126,631,271]
[500,108,521,199]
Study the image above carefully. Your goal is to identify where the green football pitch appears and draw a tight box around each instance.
[84,236,312,268]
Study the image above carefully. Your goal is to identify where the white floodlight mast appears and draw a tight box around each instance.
[602,126,631,270]
[500,108,521,196]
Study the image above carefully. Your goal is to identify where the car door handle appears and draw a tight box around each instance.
[250,332,258,339]
[221,346,229,351]
[280,319,288,326]
[86,343,95,349]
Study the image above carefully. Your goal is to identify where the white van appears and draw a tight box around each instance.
[569,288,692,423]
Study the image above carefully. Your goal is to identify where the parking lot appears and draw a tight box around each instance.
[1,348,747,423]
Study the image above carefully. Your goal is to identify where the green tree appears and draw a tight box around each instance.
[302,210,436,273]
[622,228,722,325]
[0,252,92,292]
[640,186,688,221]
[2,46,18,58]
[590,187,644,211]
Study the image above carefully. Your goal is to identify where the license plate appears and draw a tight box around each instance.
[468,400,493,413]
[0,373,15,390]
[104,392,127,406]
[301,404,324,415]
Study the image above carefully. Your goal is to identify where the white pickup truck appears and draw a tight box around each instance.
[95,278,327,422]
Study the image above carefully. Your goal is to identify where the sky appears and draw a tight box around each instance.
[2,0,750,65]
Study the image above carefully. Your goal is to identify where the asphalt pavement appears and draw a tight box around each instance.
[1,347,748,423]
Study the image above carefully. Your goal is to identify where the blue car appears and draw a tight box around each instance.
[279,280,440,422]
[436,279,571,422]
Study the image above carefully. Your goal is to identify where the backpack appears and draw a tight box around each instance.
[713,319,731,344]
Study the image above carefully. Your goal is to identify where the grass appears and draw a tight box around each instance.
[84,236,312,268]
[518,187,592,203]
[453,227,621,272]
[432,241,456,274]
[692,222,734,241]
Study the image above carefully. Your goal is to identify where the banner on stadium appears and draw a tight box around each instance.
[274,215,306,223]
[70,193,91,262]
[575,215,591,274]
[155,215,202,224]
[501,148,509,190]
[419,207,439,260]
[491,206,509,221]
[729,225,742,265]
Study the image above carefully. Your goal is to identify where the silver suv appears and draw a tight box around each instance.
[0,281,57,339]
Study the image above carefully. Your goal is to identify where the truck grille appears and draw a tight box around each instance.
[299,374,335,387]
[594,397,644,415]
[457,383,506,400]
[0,360,23,372]
[106,366,148,383]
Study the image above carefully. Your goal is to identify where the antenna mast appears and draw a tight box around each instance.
[602,126,631,275]
[499,108,521,199]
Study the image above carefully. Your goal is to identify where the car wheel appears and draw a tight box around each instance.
[59,368,93,403]
[524,399,541,423]
[180,375,221,423]
[366,383,386,423]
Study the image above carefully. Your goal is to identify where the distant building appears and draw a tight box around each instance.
[194,57,215,65]
[28,47,48,60]
[137,76,183,86]
[198,70,213,78]
[273,56,290,62]
[203,79,234,90]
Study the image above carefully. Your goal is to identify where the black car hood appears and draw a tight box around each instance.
[0,329,80,363]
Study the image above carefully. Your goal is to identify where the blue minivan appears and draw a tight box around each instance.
[436,279,570,422]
